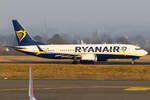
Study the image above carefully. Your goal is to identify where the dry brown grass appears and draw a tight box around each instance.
[0,56,68,62]
[0,55,150,80]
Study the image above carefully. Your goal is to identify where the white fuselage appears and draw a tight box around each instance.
[16,44,148,61]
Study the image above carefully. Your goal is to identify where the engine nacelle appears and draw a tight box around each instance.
[80,54,97,61]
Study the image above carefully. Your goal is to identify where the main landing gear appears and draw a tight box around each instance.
[72,57,79,64]
[72,58,95,64]
[80,60,95,64]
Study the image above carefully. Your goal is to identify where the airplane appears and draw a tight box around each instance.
[11,20,148,64]
[29,65,37,100]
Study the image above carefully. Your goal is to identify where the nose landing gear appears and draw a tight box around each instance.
[131,59,135,64]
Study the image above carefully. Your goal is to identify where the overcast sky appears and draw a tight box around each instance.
[1,0,150,36]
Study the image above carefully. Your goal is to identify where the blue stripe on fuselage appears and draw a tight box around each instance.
[96,54,139,60]
[16,49,139,60]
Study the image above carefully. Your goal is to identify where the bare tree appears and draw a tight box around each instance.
[116,36,129,44]
[34,35,43,42]
[47,34,68,44]
[100,33,113,44]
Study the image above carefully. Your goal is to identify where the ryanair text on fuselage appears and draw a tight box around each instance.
[75,46,127,52]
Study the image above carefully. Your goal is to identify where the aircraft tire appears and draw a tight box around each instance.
[80,60,95,64]
[72,61,78,64]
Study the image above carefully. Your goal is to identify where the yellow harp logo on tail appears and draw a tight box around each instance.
[16,30,27,42]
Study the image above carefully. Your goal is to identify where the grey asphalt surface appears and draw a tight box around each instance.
[0,80,150,100]
[1,56,150,65]
[0,60,150,65]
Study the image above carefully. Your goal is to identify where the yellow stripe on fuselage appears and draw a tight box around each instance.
[15,49,48,55]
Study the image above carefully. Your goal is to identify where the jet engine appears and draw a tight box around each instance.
[80,54,97,64]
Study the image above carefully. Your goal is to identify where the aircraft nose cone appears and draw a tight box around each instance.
[143,50,148,56]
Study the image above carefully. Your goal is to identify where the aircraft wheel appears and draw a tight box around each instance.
[131,59,135,64]
[72,61,78,64]
[80,60,95,64]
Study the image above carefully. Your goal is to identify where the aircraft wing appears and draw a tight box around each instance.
[9,46,81,58]
[52,52,80,56]
[36,45,81,57]
[52,52,81,58]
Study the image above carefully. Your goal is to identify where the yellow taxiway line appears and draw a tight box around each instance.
[125,87,150,91]
[0,86,150,92]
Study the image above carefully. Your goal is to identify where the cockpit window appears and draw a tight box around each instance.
[135,48,142,50]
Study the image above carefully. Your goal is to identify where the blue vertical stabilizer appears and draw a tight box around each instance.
[12,20,44,46]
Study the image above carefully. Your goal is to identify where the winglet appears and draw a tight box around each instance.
[29,65,37,100]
